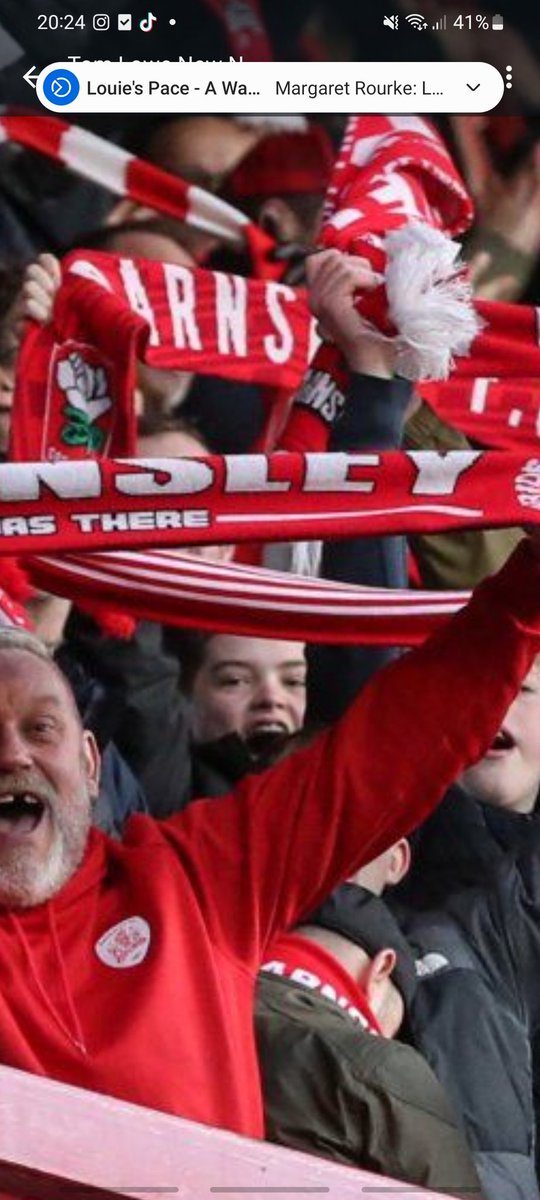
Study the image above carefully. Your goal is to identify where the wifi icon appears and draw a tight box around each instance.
[405,12,427,27]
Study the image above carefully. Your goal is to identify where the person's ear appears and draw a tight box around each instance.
[386,838,411,886]
[362,948,404,1037]
[362,948,396,1004]
[82,730,101,801]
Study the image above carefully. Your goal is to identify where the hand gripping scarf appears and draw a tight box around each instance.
[7,112,540,453]
[278,115,540,453]
[6,113,540,648]
[315,113,478,380]
[13,245,540,463]
[11,251,313,464]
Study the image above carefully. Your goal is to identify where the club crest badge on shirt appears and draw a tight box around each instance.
[95,916,151,968]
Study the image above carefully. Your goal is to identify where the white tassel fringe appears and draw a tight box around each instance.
[384,224,483,381]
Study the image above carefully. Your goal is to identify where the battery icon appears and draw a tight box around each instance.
[492,13,504,28]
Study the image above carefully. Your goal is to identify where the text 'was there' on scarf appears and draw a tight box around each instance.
[0,451,537,557]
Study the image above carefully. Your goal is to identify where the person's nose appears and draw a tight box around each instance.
[251,675,286,711]
[0,725,33,772]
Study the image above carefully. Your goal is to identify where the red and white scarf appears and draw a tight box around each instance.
[7,111,540,392]
[7,112,540,417]
[261,933,382,1034]
[279,115,540,451]
[420,377,540,455]
[13,247,540,465]
[12,251,313,465]
[7,113,540,647]
[316,115,540,381]
[28,547,467,647]
[0,113,276,276]
[0,450,537,559]
[317,114,478,380]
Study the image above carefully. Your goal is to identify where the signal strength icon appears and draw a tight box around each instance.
[432,14,447,28]
[405,12,428,27]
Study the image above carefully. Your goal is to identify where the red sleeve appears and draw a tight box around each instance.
[163,538,540,967]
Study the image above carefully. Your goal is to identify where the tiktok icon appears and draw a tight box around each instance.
[139,11,157,31]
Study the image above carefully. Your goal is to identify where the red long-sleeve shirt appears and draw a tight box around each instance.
[0,541,539,1136]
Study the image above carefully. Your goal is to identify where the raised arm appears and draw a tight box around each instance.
[304,250,411,722]
[166,535,540,965]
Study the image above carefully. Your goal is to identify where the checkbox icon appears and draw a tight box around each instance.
[118,13,132,29]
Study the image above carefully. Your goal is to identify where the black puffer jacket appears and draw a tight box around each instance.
[391,787,540,1200]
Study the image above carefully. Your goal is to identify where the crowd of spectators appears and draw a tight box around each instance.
[2,96,540,1200]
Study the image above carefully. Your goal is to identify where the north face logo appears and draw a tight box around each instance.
[415,952,450,978]
[95,917,151,968]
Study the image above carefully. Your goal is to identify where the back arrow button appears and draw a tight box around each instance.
[23,65,39,88]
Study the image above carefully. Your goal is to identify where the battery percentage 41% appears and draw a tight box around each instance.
[453,13,490,27]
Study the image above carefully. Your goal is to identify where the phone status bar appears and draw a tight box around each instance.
[382,13,504,31]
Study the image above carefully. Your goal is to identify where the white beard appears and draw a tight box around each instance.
[0,793,92,908]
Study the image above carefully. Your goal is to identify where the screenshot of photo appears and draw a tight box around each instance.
[0,7,539,1200]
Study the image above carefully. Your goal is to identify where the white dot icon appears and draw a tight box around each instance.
[169,17,176,24]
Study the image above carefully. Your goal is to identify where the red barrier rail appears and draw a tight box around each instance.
[0,1065,461,1200]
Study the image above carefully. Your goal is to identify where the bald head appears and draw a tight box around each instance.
[0,629,80,721]
[0,627,51,662]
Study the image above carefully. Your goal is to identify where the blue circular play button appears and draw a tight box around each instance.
[42,68,80,106]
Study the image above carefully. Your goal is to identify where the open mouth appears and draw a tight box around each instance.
[489,729,516,753]
[245,727,291,760]
[250,722,288,734]
[0,794,45,836]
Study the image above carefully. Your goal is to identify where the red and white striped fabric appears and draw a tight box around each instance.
[323,114,473,250]
[0,113,265,250]
[279,114,480,453]
[319,114,479,381]
[29,549,467,646]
